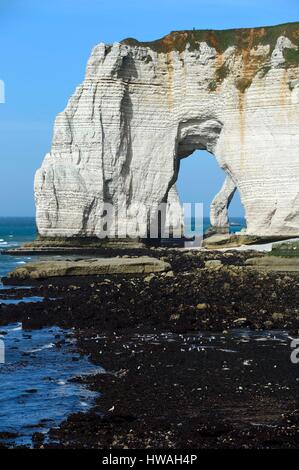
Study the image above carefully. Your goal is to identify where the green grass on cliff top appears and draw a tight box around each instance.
[122,21,299,57]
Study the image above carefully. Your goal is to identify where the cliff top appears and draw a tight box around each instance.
[122,22,299,64]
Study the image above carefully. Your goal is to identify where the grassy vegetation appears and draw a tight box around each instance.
[122,22,299,58]
[235,77,252,93]
[258,22,299,51]
[144,55,153,64]
[216,63,230,83]
[283,47,299,66]
[208,80,217,92]
[122,22,299,98]
[258,64,272,78]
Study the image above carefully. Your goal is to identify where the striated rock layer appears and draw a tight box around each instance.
[35,22,299,238]
[7,257,170,280]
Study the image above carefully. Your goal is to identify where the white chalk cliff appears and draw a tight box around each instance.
[35,23,299,238]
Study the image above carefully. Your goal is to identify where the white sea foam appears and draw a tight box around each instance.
[0,241,20,248]
[27,343,55,353]
[10,324,22,331]
[217,348,238,353]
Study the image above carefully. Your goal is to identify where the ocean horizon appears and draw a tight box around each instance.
[0,215,246,242]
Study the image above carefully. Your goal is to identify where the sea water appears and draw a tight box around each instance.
[0,216,246,446]
[0,218,103,447]
[0,324,102,447]
[0,217,36,287]
[184,215,246,238]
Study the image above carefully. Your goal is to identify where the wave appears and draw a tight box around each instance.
[27,343,55,354]
[0,242,20,248]
[10,324,22,331]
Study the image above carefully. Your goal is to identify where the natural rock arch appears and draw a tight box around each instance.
[35,23,299,239]
[168,117,239,232]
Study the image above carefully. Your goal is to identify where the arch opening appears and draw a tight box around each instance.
[166,117,246,238]
[174,150,246,237]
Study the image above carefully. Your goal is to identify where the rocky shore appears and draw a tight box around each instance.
[1,248,298,448]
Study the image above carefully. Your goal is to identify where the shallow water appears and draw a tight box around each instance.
[0,296,45,305]
[131,329,294,353]
[0,323,103,447]
[0,218,105,447]
[128,329,298,414]
[0,217,293,446]
[0,217,36,287]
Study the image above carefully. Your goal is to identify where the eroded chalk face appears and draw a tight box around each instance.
[35,24,299,239]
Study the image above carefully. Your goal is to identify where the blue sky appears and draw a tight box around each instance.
[0,0,298,216]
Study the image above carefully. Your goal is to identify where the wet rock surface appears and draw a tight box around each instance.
[0,248,298,448]
[246,256,299,272]
[7,256,170,281]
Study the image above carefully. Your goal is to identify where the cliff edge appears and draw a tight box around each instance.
[35,22,299,238]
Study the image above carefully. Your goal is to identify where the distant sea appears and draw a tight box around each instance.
[186,216,246,238]
[0,216,246,281]
[0,217,36,284]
